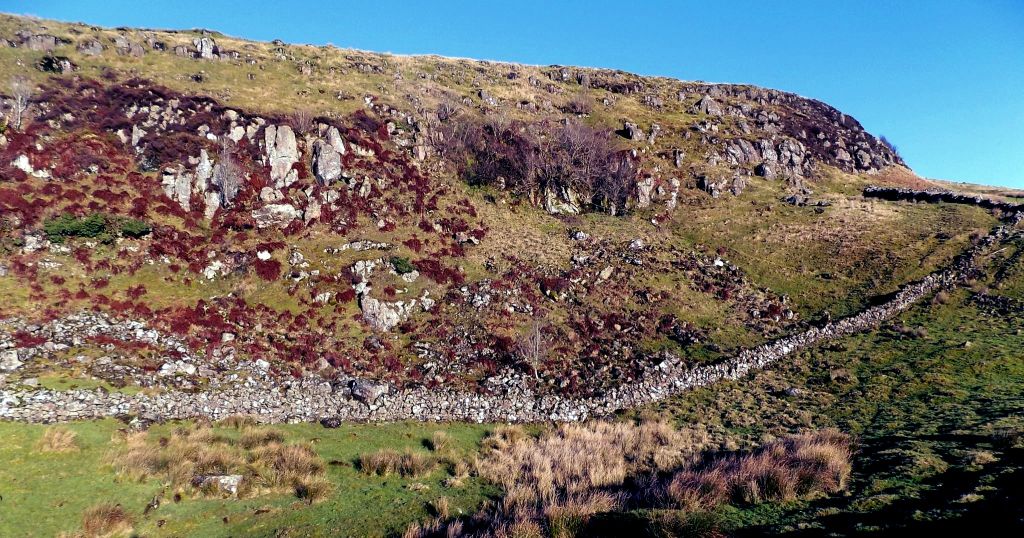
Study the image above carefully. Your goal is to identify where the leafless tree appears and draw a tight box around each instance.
[212,142,245,207]
[530,120,613,198]
[8,76,32,130]
[563,93,592,116]
[517,320,549,381]
[593,152,637,215]
[436,99,459,122]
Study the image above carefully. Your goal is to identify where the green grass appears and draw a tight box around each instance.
[628,279,1024,534]
[0,420,498,537]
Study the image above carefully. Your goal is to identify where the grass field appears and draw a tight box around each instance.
[628,283,1024,534]
[0,420,498,537]
[3,280,1021,537]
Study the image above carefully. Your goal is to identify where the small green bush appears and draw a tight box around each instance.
[43,213,108,243]
[43,214,151,242]
[390,256,416,275]
[119,218,152,239]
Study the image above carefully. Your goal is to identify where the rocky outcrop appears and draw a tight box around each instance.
[161,167,193,211]
[21,33,60,51]
[697,174,747,198]
[543,185,584,215]
[76,39,103,56]
[113,35,144,57]
[311,138,343,185]
[349,379,388,403]
[360,295,417,332]
[264,124,299,188]
[193,37,218,59]
[252,203,300,229]
[623,121,644,141]
[692,95,723,116]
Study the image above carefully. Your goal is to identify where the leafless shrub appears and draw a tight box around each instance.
[436,99,460,122]
[562,94,592,116]
[212,142,244,207]
[8,76,33,130]
[517,320,548,380]
[879,135,900,159]
[436,116,630,214]
[289,108,316,134]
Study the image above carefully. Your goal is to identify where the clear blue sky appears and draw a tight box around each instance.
[4,1,1023,187]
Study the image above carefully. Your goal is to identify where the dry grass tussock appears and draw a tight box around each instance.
[405,423,852,537]
[663,429,852,511]
[359,448,438,478]
[37,426,79,453]
[109,424,331,503]
[58,503,132,538]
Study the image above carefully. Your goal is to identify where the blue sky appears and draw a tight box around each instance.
[4,1,1023,187]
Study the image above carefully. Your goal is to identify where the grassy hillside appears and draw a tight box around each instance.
[1,13,1022,538]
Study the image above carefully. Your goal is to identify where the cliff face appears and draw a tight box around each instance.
[1,14,983,399]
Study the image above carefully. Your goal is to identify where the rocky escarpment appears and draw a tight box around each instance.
[2,213,1018,424]
[2,16,906,212]
[678,83,904,183]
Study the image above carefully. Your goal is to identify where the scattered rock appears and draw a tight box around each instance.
[320,417,342,428]
[0,349,22,372]
[349,379,388,403]
[252,204,299,229]
[192,474,243,496]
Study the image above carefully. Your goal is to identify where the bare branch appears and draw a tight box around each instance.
[8,76,33,130]
[517,320,549,380]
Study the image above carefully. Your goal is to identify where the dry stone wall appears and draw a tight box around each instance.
[864,186,1024,213]
[2,215,1019,425]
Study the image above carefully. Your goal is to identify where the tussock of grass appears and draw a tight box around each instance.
[407,421,709,536]
[68,503,132,538]
[238,427,286,449]
[37,427,79,453]
[217,414,259,429]
[428,496,451,518]
[359,448,438,478]
[406,424,850,537]
[663,429,852,510]
[426,431,450,452]
[109,424,331,502]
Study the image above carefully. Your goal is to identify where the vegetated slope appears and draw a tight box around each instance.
[0,14,1000,398]
[621,233,1024,536]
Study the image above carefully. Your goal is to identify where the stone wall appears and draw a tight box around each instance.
[2,216,1019,425]
[864,186,1024,214]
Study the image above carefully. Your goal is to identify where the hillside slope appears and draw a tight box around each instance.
[3,13,1024,538]
[0,14,1001,399]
